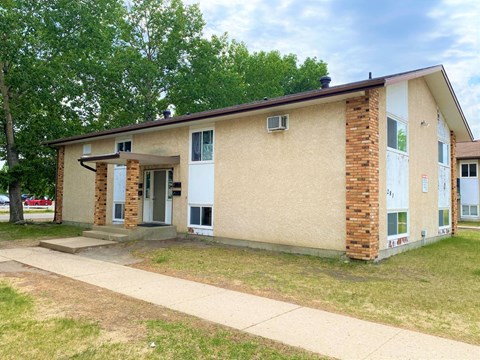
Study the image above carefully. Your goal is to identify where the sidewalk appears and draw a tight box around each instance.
[0,246,479,360]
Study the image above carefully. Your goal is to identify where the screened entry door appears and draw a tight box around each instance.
[143,170,173,224]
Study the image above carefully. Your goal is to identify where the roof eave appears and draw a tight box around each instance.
[45,78,385,147]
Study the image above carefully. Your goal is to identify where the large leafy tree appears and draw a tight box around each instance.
[120,0,205,122]
[1,0,329,223]
[169,37,328,114]
[0,0,126,222]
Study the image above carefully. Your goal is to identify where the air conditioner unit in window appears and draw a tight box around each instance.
[267,115,288,132]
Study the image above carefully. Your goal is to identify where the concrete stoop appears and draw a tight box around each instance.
[82,224,177,242]
[40,224,177,254]
[40,237,116,254]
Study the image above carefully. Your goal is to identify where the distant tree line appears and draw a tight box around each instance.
[0,0,328,222]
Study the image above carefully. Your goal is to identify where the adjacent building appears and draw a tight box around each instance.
[457,141,480,221]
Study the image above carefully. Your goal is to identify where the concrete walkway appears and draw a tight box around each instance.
[0,247,478,360]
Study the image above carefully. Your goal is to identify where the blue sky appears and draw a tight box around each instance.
[186,0,480,138]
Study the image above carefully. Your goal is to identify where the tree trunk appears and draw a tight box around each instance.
[0,61,24,223]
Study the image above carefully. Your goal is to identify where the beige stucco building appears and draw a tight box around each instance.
[48,65,473,260]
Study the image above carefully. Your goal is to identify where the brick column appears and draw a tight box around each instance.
[124,159,140,229]
[54,146,65,224]
[94,163,108,226]
[345,89,380,260]
[450,131,457,235]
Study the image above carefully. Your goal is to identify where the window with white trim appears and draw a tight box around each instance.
[116,140,132,153]
[462,205,479,217]
[191,130,213,162]
[83,144,92,155]
[189,205,212,227]
[387,117,407,153]
[438,209,450,227]
[388,211,408,237]
[461,163,477,178]
[438,141,449,165]
[113,202,125,220]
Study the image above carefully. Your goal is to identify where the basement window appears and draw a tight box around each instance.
[113,202,125,221]
[438,209,450,227]
[462,205,478,217]
[189,206,212,227]
[387,211,408,236]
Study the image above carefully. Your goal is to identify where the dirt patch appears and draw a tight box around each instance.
[0,239,39,249]
[0,261,198,343]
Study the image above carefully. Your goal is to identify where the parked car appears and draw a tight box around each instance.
[24,196,52,206]
[0,194,9,205]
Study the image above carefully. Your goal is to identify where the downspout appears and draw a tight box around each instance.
[79,160,97,173]
[53,147,59,223]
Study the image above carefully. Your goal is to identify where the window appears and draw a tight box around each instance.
[388,211,408,236]
[462,205,479,217]
[189,206,212,227]
[387,117,407,152]
[116,140,132,153]
[461,163,477,178]
[439,209,450,227]
[83,144,92,155]
[114,203,125,220]
[191,130,213,162]
[438,141,449,165]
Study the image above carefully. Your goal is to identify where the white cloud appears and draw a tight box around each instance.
[187,0,480,138]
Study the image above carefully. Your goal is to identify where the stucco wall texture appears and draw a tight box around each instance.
[378,78,448,251]
[60,78,451,254]
[215,101,346,250]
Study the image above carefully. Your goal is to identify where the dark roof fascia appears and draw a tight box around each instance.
[439,67,474,141]
[457,156,480,160]
[77,152,121,163]
[385,65,473,141]
[46,78,385,147]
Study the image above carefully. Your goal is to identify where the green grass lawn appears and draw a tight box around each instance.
[459,220,480,227]
[136,230,480,345]
[0,222,83,241]
[0,283,323,359]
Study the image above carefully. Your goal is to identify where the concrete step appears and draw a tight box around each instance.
[91,225,131,235]
[40,237,116,254]
[83,230,129,241]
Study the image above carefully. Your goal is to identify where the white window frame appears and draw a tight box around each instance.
[115,138,132,153]
[462,204,479,217]
[460,162,478,178]
[387,210,409,241]
[113,202,125,221]
[83,144,92,155]
[387,114,408,155]
[438,141,449,166]
[189,127,214,164]
[188,204,213,229]
[438,208,451,228]
[114,137,132,168]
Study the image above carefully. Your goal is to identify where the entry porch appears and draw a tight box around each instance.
[78,151,180,230]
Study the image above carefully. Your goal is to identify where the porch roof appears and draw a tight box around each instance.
[78,151,180,166]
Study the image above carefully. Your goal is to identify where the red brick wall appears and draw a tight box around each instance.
[94,163,108,226]
[345,89,380,260]
[124,159,139,229]
[54,146,65,224]
[450,131,457,235]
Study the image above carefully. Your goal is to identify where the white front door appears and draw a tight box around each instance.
[143,170,173,224]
